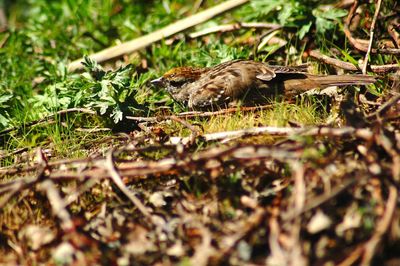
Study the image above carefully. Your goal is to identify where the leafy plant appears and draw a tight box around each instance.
[31,56,146,124]
[249,0,347,39]
[81,57,140,123]
[312,7,348,35]
[0,90,13,128]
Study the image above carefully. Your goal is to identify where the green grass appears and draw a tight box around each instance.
[202,100,328,132]
[0,0,391,159]
[162,99,329,139]
[0,1,397,265]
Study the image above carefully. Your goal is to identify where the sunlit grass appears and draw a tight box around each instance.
[165,98,329,140]
[0,0,390,163]
[1,114,110,167]
[203,100,328,133]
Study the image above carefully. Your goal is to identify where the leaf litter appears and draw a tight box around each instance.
[1,89,399,265]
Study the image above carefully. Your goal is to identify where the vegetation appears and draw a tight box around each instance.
[0,0,399,265]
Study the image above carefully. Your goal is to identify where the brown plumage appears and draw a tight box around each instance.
[151,60,376,109]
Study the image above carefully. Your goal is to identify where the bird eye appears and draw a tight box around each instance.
[169,80,186,87]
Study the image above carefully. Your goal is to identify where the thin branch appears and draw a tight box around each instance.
[212,206,267,264]
[189,22,281,38]
[190,225,215,266]
[338,245,364,266]
[267,208,287,264]
[293,162,306,216]
[370,64,400,74]
[287,162,308,265]
[388,18,400,48]
[64,179,99,206]
[0,178,37,209]
[0,147,28,160]
[36,148,75,232]
[39,180,75,232]
[345,0,359,26]
[309,49,400,73]
[1,126,375,182]
[171,126,374,144]
[0,144,175,177]
[309,50,359,71]
[0,32,9,48]
[105,149,152,219]
[361,185,398,265]
[344,25,400,55]
[362,0,382,74]
[366,93,400,119]
[283,177,358,221]
[344,1,400,55]
[170,115,201,144]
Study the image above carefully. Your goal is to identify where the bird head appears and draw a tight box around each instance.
[151,66,205,94]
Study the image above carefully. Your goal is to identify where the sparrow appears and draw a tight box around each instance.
[151,60,376,109]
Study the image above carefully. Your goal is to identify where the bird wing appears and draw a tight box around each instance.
[265,64,309,74]
[188,61,278,108]
[188,79,229,108]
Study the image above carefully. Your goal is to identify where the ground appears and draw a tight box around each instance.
[0,0,399,265]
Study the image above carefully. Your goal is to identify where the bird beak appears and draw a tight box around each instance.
[150,77,164,87]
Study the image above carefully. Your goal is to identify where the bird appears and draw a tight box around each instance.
[151,60,376,109]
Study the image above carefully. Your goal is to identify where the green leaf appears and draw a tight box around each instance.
[313,8,347,34]
[0,94,13,105]
[111,108,123,123]
[298,21,313,39]
[321,8,348,20]
[0,113,10,127]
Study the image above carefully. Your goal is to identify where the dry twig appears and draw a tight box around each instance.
[344,1,400,55]
[388,18,400,48]
[288,162,307,266]
[309,49,400,73]
[361,185,398,265]
[172,126,374,144]
[39,180,75,232]
[105,149,152,219]
[366,93,400,119]
[361,0,382,74]
[169,115,202,144]
[188,22,281,38]
[35,148,75,232]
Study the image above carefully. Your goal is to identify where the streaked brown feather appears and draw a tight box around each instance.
[152,60,376,109]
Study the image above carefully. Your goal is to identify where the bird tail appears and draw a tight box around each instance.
[309,74,376,87]
[283,74,376,96]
